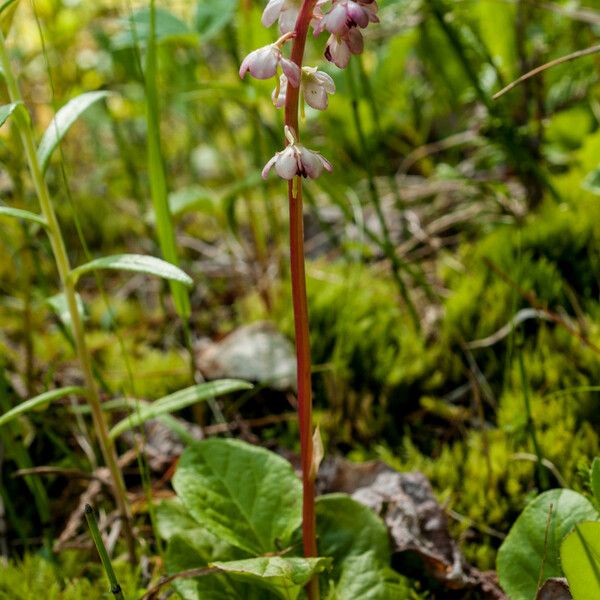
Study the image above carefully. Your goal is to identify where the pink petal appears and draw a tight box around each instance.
[250,46,281,79]
[262,153,279,178]
[298,146,328,178]
[325,36,351,68]
[323,2,349,34]
[346,28,364,54]
[281,58,301,87]
[346,1,369,27]
[314,70,336,94]
[275,146,299,179]
[262,0,285,27]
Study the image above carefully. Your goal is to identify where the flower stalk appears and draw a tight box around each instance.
[0,30,136,563]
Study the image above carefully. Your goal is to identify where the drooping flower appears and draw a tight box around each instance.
[262,126,333,179]
[239,44,300,87]
[314,0,378,36]
[272,66,336,110]
[262,0,301,33]
[324,28,364,68]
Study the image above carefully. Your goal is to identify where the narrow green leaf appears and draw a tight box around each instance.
[172,438,302,555]
[144,0,190,318]
[560,522,600,600]
[37,91,111,173]
[0,101,20,127]
[592,458,600,506]
[0,386,85,427]
[70,254,193,287]
[0,0,19,35]
[46,292,86,331]
[109,380,251,438]
[211,557,331,600]
[0,206,47,226]
[497,489,599,600]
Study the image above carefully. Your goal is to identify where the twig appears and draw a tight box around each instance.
[139,567,219,600]
[483,258,600,356]
[493,44,600,99]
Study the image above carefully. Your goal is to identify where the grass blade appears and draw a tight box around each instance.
[110,379,252,438]
[0,386,85,427]
[143,0,190,318]
[70,253,193,286]
[37,91,111,173]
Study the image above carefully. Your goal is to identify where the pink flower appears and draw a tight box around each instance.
[324,28,364,68]
[262,126,333,180]
[262,0,300,33]
[314,0,378,36]
[239,44,300,87]
[272,66,336,110]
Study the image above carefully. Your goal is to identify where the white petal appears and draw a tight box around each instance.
[281,58,301,87]
[304,81,329,110]
[275,146,299,179]
[262,0,285,27]
[250,46,281,79]
[314,70,336,93]
[298,146,324,178]
[279,6,299,33]
[325,36,351,68]
[262,153,279,178]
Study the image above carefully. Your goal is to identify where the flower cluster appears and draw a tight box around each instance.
[240,0,378,180]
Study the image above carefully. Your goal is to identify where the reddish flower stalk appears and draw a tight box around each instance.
[285,2,320,597]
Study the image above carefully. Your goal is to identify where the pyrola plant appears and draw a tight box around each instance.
[240,1,378,597]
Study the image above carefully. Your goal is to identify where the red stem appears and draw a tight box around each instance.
[284,1,319,598]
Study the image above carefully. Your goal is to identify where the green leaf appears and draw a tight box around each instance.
[195,0,238,42]
[0,0,19,36]
[316,494,390,579]
[69,254,193,287]
[156,498,202,541]
[329,551,411,600]
[37,91,111,173]
[212,557,331,600]
[0,102,20,127]
[0,206,46,227]
[497,489,599,600]
[46,292,86,331]
[561,522,600,600]
[144,0,190,319]
[111,7,198,50]
[168,185,218,218]
[110,380,251,438]
[583,166,600,195]
[165,530,266,600]
[592,458,600,506]
[0,386,85,428]
[172,438,302,555]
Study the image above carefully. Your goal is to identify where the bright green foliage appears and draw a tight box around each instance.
[172,438,303,555]
[497,489,599,600]
[0,551,140,600]
[212,557,332,600]
[592,458,600,507]
[0,101,20,127]
[0,206,46,226]
[560,522,600,600]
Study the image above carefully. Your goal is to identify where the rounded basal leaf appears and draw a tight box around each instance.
[211,557,331,600]
[330,551,411,599]
[316,494,390,578]
[560,521,600,600]
[172,438,302,555]
[156,498,201,541]
[497,489,599,600]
